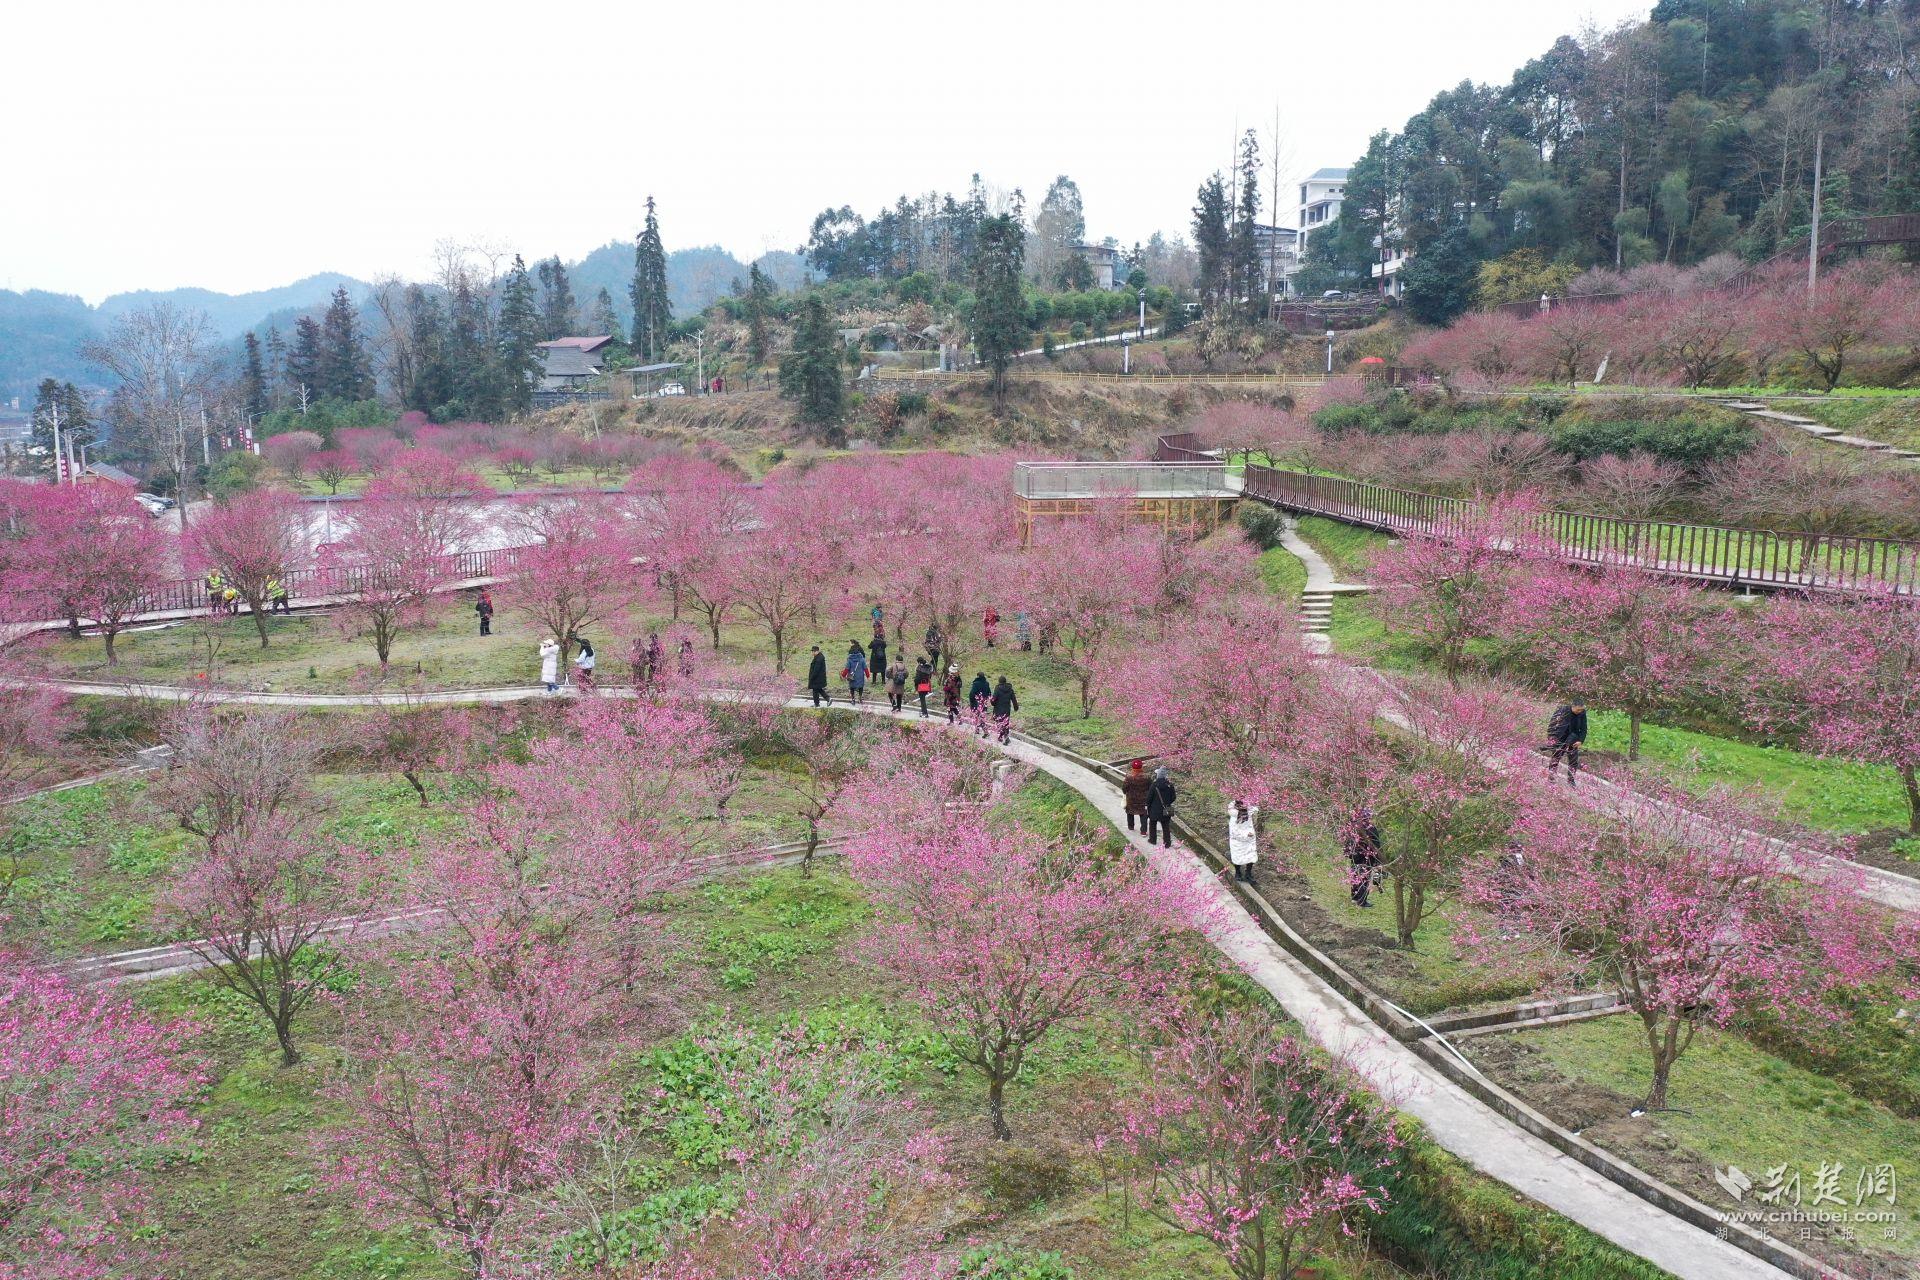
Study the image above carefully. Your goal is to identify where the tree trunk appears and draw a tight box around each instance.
[252,597,271,647]
[1394,876,1421,950]
[988,1074,1011,1140]
[1629,709,1643,762]
[1903,765,1919,836]
[802,819,819,878]
[404,769,428,806]
[65,611,82,640]
[103,628,118,665]
[275,1019,300,1069]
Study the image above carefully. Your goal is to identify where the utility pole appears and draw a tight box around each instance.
[48,399,63,484]
[1808,130,1825,296]
[695,333,705,394]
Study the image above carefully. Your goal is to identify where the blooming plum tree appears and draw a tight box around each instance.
[501,498,642,664]
[188,487,307,646]
[1,481,168,661]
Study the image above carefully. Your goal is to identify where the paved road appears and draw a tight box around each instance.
[39,677,1786,1280]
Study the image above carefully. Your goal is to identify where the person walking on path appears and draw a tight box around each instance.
[647,632,665,684]
[1015,609,1032,651]
[677,637,695,678]
[1546,700,1588,787]
[844,641,869,706]
[807,645,832,708]
[968,671,992,737]
[630,635,652,689]
[913,659,934,719]
[886,658,908,713]
[1227,799,1261,884]
[870,603,884,638]
[1343,808,1383,907]
[983,607,1000,648]
[475,589,494,636]
[573,637,597,691]
[924,623,944,671]
[868,634,888,684]
[990,675,1018,744]
[942,663,963,724]
[538,637,561,694]
[1121,758,1152,832]
[268,577,291,615]
[205,571,225,616]
[1145,767,1177,849]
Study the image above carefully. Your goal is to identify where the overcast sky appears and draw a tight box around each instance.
[2,0,1652,304]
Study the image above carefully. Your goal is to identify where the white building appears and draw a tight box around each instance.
[1252,223,1300,298]
[1295,167,1349,259]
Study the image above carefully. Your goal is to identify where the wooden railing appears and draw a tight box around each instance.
[1151,432,1215,464]
[1209,450,1920,596]
[123,544,534,619]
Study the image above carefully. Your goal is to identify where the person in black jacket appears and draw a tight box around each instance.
[475,589,494,636]
[1547,701,1588,786]
[1343,807,1383,907]
[990,676,1018,743]
[806,645,831,707]
[868,634,888,684]
[1145,767,1177,848]
[968,672,993,737]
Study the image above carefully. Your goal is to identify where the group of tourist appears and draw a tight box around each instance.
[805,618,1021,745]
[203,571,290,616]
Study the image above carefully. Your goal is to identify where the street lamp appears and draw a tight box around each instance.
[1137,288,1147,337]
[1122,336,1131,375]
[1325,329,1336,374]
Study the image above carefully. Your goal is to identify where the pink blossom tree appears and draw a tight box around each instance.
[262,430,323,476]
[1461,796,1902,1108]
[1577,452,1686,522]
[308,449,360,495]
[188,487,307,646]
[1103,596,1324,813]
[729,509,834,675]
[630,457,752,644]
[1365,495,1547,683]
[1103,1008,1400,1280]
[1017,502,1167,716]
[1746,591,1920,832]
[845,811,1190,1138]
[500,497,642,663]
[1501,562,1718,760]
[2,482,169,661]
[0,961,200,1280]
[164,818,367,1066]
[331,465,481,669]
[1749,261,1889,391]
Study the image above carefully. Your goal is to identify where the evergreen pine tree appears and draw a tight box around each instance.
[588,288,624,344]
[629,196,673,361]
[30,378,94,464]
[287,316,325,409]
[536,256,576,340]
[240,332,270,420]
[403,285,453,415]
[1231,129,1264,321]
[969,213,1028,411]
[777,295,845,443]
[319,287,373,401]
[494,254,543,418]
[447,280,490,419]
[1191,173,1232,317]
[745,263,776,365]
[263,326,289,408]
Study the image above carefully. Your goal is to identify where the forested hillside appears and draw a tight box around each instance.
[1308,0,1920,322]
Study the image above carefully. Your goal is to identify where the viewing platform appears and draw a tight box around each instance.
[1013,462,1238,544]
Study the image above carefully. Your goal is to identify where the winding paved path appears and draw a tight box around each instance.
[39,676,1784,1280]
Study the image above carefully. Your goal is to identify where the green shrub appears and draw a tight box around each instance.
[954,1247,1076,1280]
[1548,415,1754,466]
[1373,1136,1671,1279]
[1236,501,1287,550]
[1313,403,1381,433]
[897,391,930,416]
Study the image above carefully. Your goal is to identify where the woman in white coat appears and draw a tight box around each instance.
[538,637,561,693]
[1227,799,1260,884]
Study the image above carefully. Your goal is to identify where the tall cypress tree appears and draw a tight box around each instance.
[287,316,325,408]
[536,256,576,340]
[494,255,543,418]
[629,196,673,361]
[778,295,845,443]
[1231,129,1264,321]
[589,287,624,344]
[403,285,452,415]
[969,213,1028,411]
[1191,173,1232,316]
[745,263,776,365]
[319,287,372,401]
[240,332,270,419]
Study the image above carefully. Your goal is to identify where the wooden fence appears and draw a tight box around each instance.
[1152,436,1918,595]
[126,544,533,619]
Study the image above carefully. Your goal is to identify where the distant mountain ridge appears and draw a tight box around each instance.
[0,243,815,402]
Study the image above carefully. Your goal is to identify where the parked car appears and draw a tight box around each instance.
[1321,289,1350,300]
[656,382,687,397]
[133,493,175,517]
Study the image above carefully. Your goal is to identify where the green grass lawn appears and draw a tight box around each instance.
[1296,515,1392,582]
[1778,397,1920,450]
[1257,545,1306,603]
[1482,1016,1920,1261]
